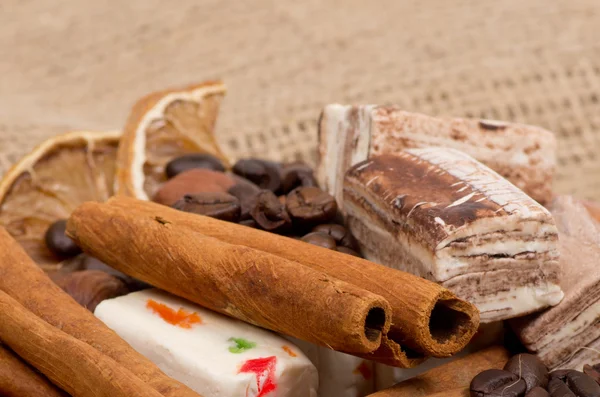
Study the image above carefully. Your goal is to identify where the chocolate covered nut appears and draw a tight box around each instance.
[249,190,291,231]
[526,387,550,397]
[281,162,317,193]
[232,159,282,192]
[504,354,549,392]
[153,169,236,206]
[165,154,226,178]
[312,223,357,249]
[565,371,600,396]
[301,232,337,250]
[286,187,337,226]
[336,246,361,257]
[172,193,241,222]
[583,365,600,384]
[228,178,261,220]
[470,369,527,397]
[45,219,82,259]
[53,270,129,312]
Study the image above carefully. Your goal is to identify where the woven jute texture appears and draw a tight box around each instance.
[2,0,600,199]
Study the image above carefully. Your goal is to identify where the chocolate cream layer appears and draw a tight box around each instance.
[316,104,556,205]
[343,148,563,322]
[511,196,600,369]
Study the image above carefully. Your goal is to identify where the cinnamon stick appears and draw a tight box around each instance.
[0,344,67,397]
[0,289,164,397]
[67,202,391,354]
[105,196,479,363]
[0,227,201,397]
[367,345,510,396]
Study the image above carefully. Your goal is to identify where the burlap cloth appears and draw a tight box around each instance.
[2,0,600,199]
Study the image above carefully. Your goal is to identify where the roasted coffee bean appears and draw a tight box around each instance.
[565,371,600,396]
[165,154,226,178]
[249,190,291,231]
[504,354,549,392]
[550,370,572,382]
[239,219,258,229]
[232,159,282,192]
[336,246,361,257]
[281,162,317,193]
[548,377,576,396]
[45,219,82,258]
[153,169,235,206]
[312,224,357,249]
[583,364,600,385]
[526,387,550,397]
[228,178,261,220]
[470,369,527,397]
[286,187,337,226]
[301,232,337,250]
[172,192,241,222]
[547,370,600,397]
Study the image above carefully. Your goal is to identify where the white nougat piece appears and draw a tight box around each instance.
[95,289,318,397]
[317,104,556,206]
[288,337,375,396]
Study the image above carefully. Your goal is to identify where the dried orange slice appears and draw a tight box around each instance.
[0,131,121,272]
[117,81,230,200]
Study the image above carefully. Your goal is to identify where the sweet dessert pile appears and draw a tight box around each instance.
[0,81,598,397]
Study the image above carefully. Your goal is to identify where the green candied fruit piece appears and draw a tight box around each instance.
[228,337,257,353]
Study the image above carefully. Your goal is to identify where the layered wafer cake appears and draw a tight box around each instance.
[511,196,600,370]
[316,105,556,206]
[343,148,563,322]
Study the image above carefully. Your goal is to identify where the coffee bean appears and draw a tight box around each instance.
[249,190,291,231]
[153,169,235,206]
[504,354,549,392]
[548,377,576,396]
[172,192,241,222]
[583,365,600,385]
[470,369,527,397]
[550,370,572,382]
[45,219,82,259]
[165,154,226,178]
[336,246,361,257]
[565,371,600,396]
[286,187,337,226]
[232,159,282,192]
[239,219,258,229]
[312,224,357,249]
[301,232,337,250]
[281,162,317,193]
[228,178,261,220]
[526,387,550,397]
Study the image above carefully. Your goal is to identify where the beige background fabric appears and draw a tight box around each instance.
[2,0,600,199]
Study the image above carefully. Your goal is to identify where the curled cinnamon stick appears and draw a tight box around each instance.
[0,289,164,397]
[0,227,201,397]
[0,344,67,397]
[67,202,392,354]
[105,196,479,364]
[368,345,510,396]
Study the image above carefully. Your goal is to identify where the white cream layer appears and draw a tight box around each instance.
[95,289,318,397]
